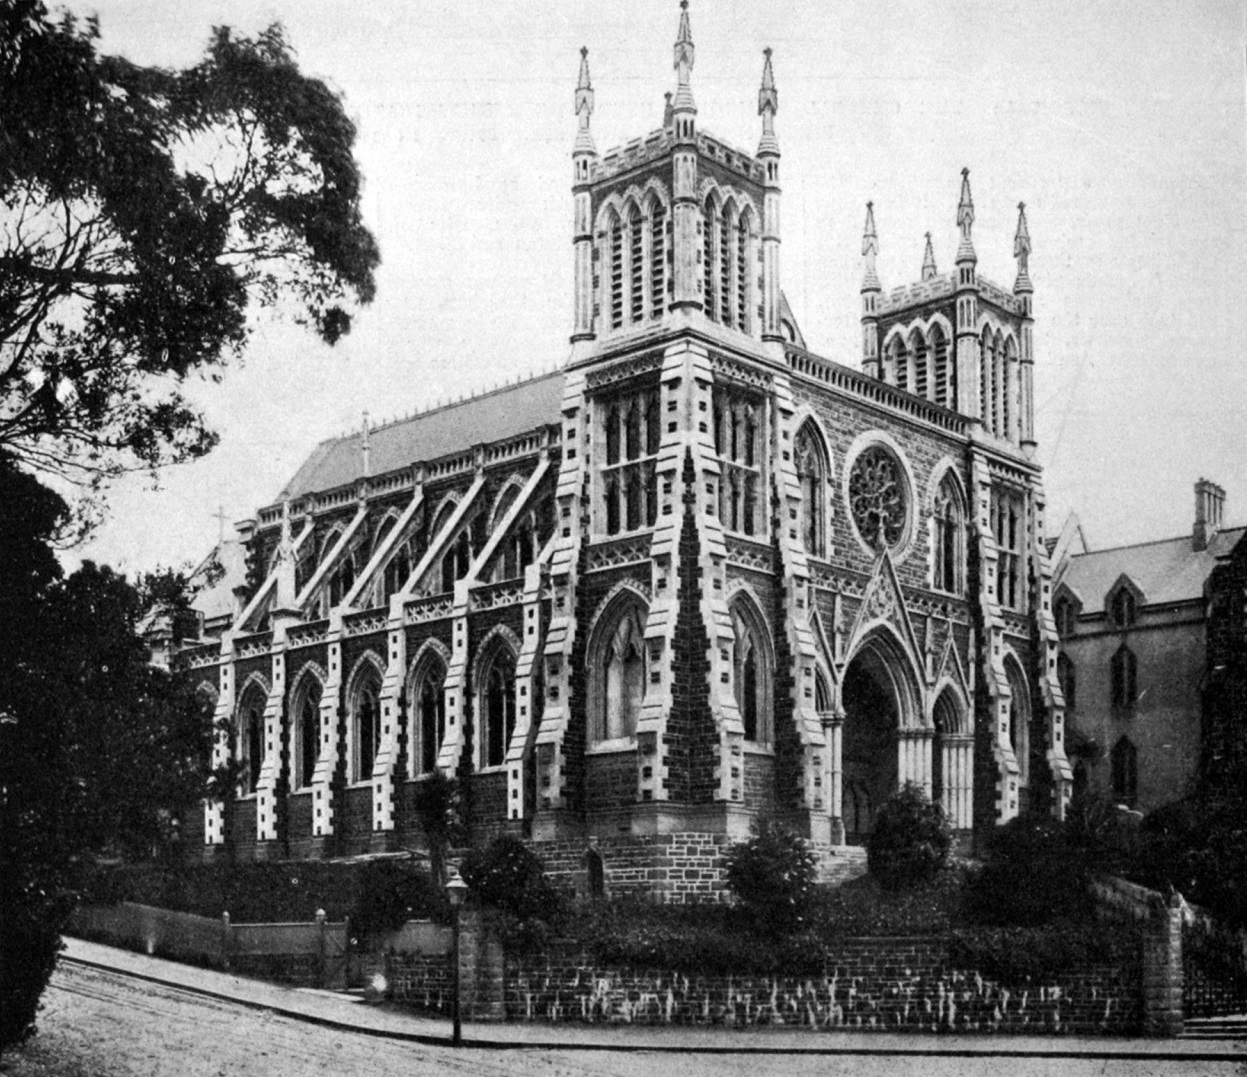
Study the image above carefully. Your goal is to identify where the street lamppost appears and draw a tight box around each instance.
[445,873,468,1047]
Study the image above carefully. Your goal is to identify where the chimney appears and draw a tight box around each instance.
[1193,478,1226,551]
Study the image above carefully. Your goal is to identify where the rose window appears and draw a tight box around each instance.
[848,447,907,549]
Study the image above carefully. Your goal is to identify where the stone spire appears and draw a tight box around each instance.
[956,167,976,263]
[861,201,880,292]
[1013,202,1032,294]
[672,0,696,116]
[921,231,937,280]
[573,46,596,157]
[756,47,779,157]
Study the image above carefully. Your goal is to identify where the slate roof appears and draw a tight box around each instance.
[1058,526,1247,614]
[191,538,247,623]
[276,371,564,501]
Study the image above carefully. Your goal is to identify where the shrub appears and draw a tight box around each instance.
[948,920,1138,982]
[967,814,1092,926]
[0,920,62,1050]
[810,865,965,935]
[459,835,564,950]
[724,819,818,935]
[866,783,951,890]
[349,860,446,942]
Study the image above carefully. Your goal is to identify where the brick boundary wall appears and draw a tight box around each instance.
[529,833,869,903]
[505,937,1142,1035]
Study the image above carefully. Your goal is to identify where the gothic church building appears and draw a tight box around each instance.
[182,5,1070,893]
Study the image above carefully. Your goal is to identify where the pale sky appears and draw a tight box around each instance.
[60,0,1247,574]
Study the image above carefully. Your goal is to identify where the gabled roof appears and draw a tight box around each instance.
[191,538,247,624]
[277,371,564,501]
[1061,526,1247,615]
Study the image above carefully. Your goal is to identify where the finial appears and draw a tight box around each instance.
[757,47,779,157]
[663,91,673,127]
[1013,201,1032,294]
[672,0,696,114]
[861,201,880,291]
[574,46,596,156]
[360,410,371,478]
[956,167,976,262]
[921,231,937,280]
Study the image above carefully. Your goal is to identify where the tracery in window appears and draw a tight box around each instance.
[291,673,322,791]
[932,474,964,594]
[1005,658,1031,790]
[848,445,908,550]
[589,598,648,744]
[991,488,1025,609]
[409,651,447,776]
[731,599,772,745]
[931,324,951,408]
[602,193,670,333]
[599,387,660,536]
[480,644,517,769]
[1054,595,1077,637]
[714,386,762,537]
[794,421,829,558]
[350,666,382,784]
[701,195,753,331]
[236,683,266,796]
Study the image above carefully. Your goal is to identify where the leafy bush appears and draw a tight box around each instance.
[810,865,965,935]
[966,814,1092,926]
[349,860,446,942]
[459,836,560,920]
[949,920,1138,982]
[866,783,951,890]
[0,918,63,1050]
[724,819,818,935]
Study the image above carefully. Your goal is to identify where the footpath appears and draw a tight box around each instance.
[61,937,1244,1060]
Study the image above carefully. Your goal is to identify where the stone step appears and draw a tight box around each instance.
[1182,1016,1247,1038]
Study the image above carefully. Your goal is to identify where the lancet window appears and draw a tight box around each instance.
[990,488,1025,609]
[236,683,266,796]
[702,195,754,332]
[409,652,447,776]
[1111,645,1137,716]
[600,387,660,536]
[932,474,964,594]
[1111,736,1138,808]
[794,421,829,558]
[731,599,772,746]
[350,665,382,784]
[480,644,517,769]
[589,598,648,744]
[291,673,322,791]
[713,386,762,537]
[602,193,670,334]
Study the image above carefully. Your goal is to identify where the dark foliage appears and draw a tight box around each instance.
[809,866,966,936]
[866,783,952,890]
[410,772,461,888]
[0,3,379,497]
[966,813,1094,926]
[948,921,1139,982]
[723,819,818,935]
[83,858,447,929]
[459,835,562,923]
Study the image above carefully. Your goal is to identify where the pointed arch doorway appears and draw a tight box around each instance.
[841,632,919,843]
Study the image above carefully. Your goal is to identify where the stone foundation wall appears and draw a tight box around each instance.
[507,937,1142,1034]
[533,833,732,903]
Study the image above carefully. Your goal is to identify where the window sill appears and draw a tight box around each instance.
[588,738,638,755]
[742,741,774,756]
[475,762,510,775]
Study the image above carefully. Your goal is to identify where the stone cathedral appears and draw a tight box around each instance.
[180,4,1070,895]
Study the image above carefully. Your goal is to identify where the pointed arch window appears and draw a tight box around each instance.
[794,421,829,558]
[350,667,382,784]
[979,327,994,433]
[236,685,266,797]
[719,205,733,325]
[910,329,929,400]
[1110,586,1137,629]
[1054,595,1077,637]
[1111,736,1138,808]
[1005,659,1032,791]
[1111,645,1137,716]
[932,690,959,814]
[731,601,773,746]
[703,196,718,321]
[384,541,411,600]
[931,324,951,408]
[480,644,517,769]
[933,475,965,595]
[291,674,322,791]
[590,601,648,744]
[735,214,750,332]
[410,653,447,776]
[608,213,624,330]
[650,201,667,317]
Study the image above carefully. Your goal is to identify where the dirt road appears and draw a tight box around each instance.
[1,961,1241,1077]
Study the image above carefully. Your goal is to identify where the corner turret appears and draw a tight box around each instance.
[757,47,782,344]
[953,168,981,420]
[861,202,881,377]
[1014,202,1036,453]
[571,47,598,345]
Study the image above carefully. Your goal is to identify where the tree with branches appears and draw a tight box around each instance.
[0,1,379,501]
